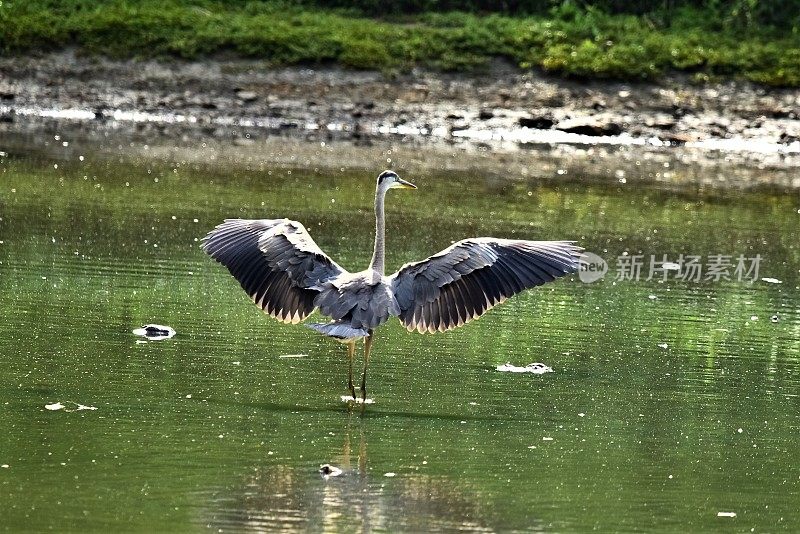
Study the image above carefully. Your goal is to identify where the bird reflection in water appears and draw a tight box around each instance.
[200,416,496,532]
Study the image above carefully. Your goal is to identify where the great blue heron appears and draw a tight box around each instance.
[202,170,582,401]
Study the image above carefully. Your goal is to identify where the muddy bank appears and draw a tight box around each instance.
[1,51,799,188]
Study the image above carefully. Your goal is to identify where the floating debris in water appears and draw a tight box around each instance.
[496,362,553,374]
[384,472,397,477]
[45,401,97,412]
[341,395,375,404]
[717,511,737,518]
[761,277,782,284]
[132,324,176,340]
[657,343,669,349]
[648,295,657,300]
[750,316,758,321]
[278,354,308,358]
[771,315,780,323]
[319,464,343,478]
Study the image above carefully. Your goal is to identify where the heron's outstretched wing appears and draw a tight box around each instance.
[389,239,582,333]
[202,219,346,324]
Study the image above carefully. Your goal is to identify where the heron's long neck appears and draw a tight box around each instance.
[369,189,386,274]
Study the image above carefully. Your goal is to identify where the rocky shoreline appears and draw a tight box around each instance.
[1,51,799,186]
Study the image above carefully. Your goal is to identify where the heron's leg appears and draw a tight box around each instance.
[360,332,374,401]
[347,341,356,400]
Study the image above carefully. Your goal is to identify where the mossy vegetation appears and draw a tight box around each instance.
[1,0,799,86]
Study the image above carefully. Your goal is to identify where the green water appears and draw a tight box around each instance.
[1,135,799,532]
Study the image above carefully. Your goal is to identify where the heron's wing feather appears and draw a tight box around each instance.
[202,219,346,324]
[389,238,582,333]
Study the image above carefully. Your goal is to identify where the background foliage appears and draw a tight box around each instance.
[1,0,799,85]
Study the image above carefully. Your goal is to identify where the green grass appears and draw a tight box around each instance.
[1,0,799,86]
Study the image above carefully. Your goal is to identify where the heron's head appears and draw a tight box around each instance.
[377,170,416,192]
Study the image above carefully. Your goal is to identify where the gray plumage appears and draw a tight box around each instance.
[202,170,582,400]
[391,238,582,333]
[201,218,343,324]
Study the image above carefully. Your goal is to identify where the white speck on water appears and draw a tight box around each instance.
[717,512,737,518]
[45,401,96,412]
[278,354,308,358]
[384,472,396,477]
[761,277,782,284]
[1,464,8,469]
[668,474,673,479]
[62,141,68,147]
[218,434,224,439]
[578,413,586,417]
[133,324,176,340]
[496,362,553,374]
[648,295,657,300]
[542,437,554,441]
[320,464,343,478]
[737,428,743,433]
[232,361,241,366]
[750,315,758,321]
[193,218,199,223]
[341,396,374,404]
[658,343,668,349]
[79,155,84,161]
[771,315,779,323]
[185,394,192,399]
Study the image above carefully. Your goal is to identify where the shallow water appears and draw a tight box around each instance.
[1,132,799,532]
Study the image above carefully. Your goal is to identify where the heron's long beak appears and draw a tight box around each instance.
[395,178,417,189]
